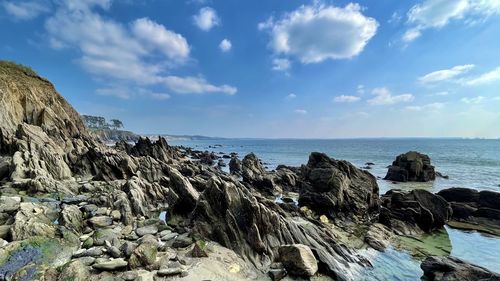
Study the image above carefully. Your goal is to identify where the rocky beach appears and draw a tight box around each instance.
[1,61,500,281]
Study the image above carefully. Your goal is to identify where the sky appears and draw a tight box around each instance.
[1,0,500,138]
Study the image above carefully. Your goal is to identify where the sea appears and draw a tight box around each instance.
[167,138,500,280]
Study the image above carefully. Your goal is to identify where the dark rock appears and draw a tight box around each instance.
[421,256,500,281]
[437,188,480,203]
[436,171,449,179]
[479,190,500,210]
[172,233,193,248]
[380,189,451,233]
[365,162,375,166]
[384,151,436,182]
[229,157,242,174]
[268,268,287,281]
[298,152,380,219]
[241,153,274,191]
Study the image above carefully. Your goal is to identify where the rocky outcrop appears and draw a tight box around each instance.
[437,187,500,235]
[241,153,274,191]
[385,151,436,182]
[298,152,379,219]
[421,256,500,281]
[278,244,318,277]
[380,189,452,234]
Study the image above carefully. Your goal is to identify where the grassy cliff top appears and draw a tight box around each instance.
[0,60,39,77]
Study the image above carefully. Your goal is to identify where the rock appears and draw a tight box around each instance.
[217,159,226,167]
[278,244,318,277]
[129,242,158,268]
[135,225,158,237]
[110,210,121,221]
[0,196,20,213]
[191,240,208,257]
[241,153,274,191]
[437,188,480,203]
[384,151,436,182]
[479,190,500,210]
[82,237,94,249]
[157,268,183,277]
[61,204,84,233]
[59,260,90,281]
[299,152,380,219]
[172,233,193,248]
[92,258,128,271]
[120,241,138,258]
[88,216,113,228]
[11,202,58,240]
[0,225,10,240]
[121,271,139,281]
[229,157,242,174]
[436,171,449,179]
[380,189,451,233]
[365,223,392,251]
[268,268,287,281]
[421,256,500,281]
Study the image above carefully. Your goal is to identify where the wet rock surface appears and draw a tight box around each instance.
[421,256,500,281]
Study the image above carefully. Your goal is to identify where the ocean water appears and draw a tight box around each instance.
[168,138,500,279]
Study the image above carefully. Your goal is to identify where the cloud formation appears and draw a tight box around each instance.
[405,102,444,111]
[219,38,232,52]
[334,95,361,103]
[193,7,220,31]
[418,64,475,84]
[463,67,500,86]
[368,87,414,105]
[272,58,291,71]
[461,96,485,104]
[294,109,308,115]
[259,3,378,63]
[43,0,235,97]
[404,0,500,42]
[2,0,50,20]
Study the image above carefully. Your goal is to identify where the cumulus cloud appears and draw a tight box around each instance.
[368,87,414,105]
[272,58,291,71]
[463,67,500,86]
[44,0,235,96]
[294,109,308,115]
[193,7,220,31]
[405,102,444,111]
[162,76,236,95]
[418,64,475,84]
[259,3,378,63]
[404,0,500,42]
[2,0,51,20]
[286,93,297,100]
[334,95,361,103]
[219,38,231,52]
[461,96,485,104]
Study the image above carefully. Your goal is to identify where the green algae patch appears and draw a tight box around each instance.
[0,236,78,280]
[394,228,452,258]
[448,219,500,236]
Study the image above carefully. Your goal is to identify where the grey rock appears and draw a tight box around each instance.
[278,244,318,277]
[88,216,113,228]
[136,224,158,237]
[92,258,128,271]
[421,256,500,281]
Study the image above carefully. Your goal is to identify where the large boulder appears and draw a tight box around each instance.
[421,256,500,281]
[11,202,58,240]
[385,151,436,182]
[380,189,451,234]
[298,152,380,219]
[278,244,318,277]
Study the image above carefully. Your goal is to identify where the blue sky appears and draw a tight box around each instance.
[1,0,500,138]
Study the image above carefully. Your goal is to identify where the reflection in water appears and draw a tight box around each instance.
[360,247,422,281]
[159,211,167,222]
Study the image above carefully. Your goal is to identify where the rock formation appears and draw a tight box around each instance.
[421,256,500,281]
[385,151,436,182]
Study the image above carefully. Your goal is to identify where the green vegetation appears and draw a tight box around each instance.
[0,60,39,77]
[82,115,124,130]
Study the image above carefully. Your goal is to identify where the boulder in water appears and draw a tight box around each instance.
[421,256,500,281]
[384,151,436,182]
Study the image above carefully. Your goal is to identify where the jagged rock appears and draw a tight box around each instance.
[278,244,318,277]
[164,167,199,214]
[384,151,436,182]
[421,256,500,281]
[380,189,451,234]
[61,204,84,233]
[241,153,274,191]
[11,202,58,240]
[364,223,392,252]
[229,157,242,174]
[299,152,380,219]
[192,176,366,280]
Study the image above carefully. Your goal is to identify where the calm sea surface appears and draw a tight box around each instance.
[168,138,500,279]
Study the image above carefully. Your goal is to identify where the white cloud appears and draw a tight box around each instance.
[193,7,220,31]
[294,109,308,115]
[334,95,361,103]
[272,58,291,71]
[418,64,475,84]
[463,67,500,86]
[357,84,365,95]
[368,87,414,105]
[131,18,190,61]
[2,1,51,20]
[461,96,485,104]
[405,102,444,111]
[434,91,449,96]
[44,1,235,96]
[259,3,378,63]
[96,87,170,100]
[402,28,421,42]
[286,93,297,100]
[405,0,500,42]
[162,76,236,95]
[219,39,231,52]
